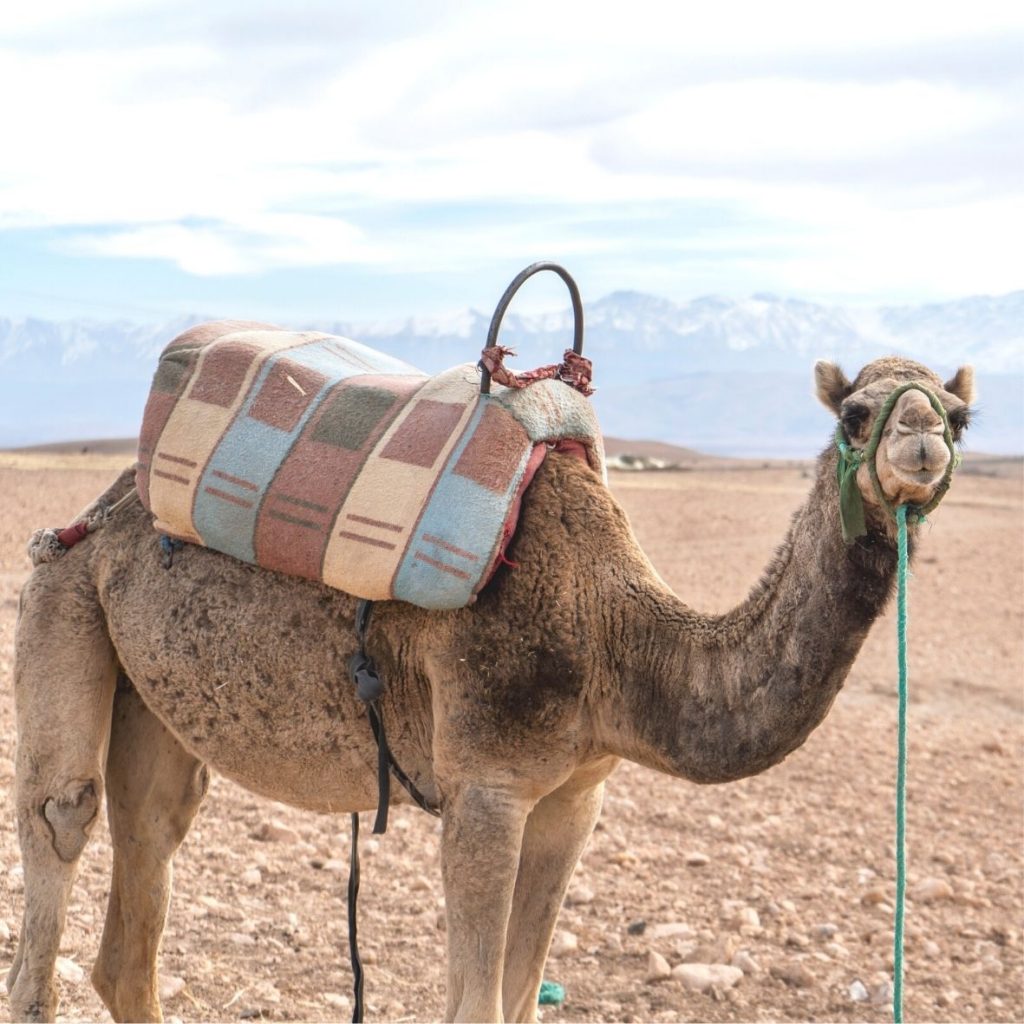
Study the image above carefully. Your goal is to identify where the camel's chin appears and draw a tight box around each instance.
[883,474,942,509]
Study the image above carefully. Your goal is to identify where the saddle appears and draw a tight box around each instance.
[137,320,604,609]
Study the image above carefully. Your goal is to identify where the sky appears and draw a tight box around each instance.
[1,0,1022,324]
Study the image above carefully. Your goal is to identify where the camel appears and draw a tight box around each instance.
[6,349,973,1023]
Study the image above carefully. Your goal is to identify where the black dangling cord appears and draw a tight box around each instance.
[345,598,443,1022]
[347,811,364,1024]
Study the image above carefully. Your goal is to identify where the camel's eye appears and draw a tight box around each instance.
[841,402,870,437]
[948,406,970,441]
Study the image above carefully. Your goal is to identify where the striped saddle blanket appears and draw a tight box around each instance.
[137,321,604,610]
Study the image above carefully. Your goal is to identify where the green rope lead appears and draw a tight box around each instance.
[894,503,909,1023]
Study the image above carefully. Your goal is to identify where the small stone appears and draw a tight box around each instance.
[0,920,10,943]
[921,939,941,958]
[227,932,256,946]
[733,907,760,930]
[684,851,710,867]
[684,934,737,964]
[159,976,187,1001]
[707,814,725,829]
[731,951,760,975]
[240,868,262,886]
[626,919,647,936]
[913,877,954,903]
[320,858,348,873]
[861,886,887,905]
[566,883,595,905]
[870,979,894,1006]
[810,923,838,941]
[647,922,695,941]
[936,989,959,1008]
[848,980,869,1003]
[824,941,850,960]
[549,929,578,958]
[252,820,300,844]
[671,963,743,992]
[645,951,672,982]
[55,957,85,984]
[323,993,351,1011]
[770,962,815,989]
[785,931,810,948]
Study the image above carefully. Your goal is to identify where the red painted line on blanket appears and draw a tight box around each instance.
[212,469,259,491]
[272,492,330,515]
[346,513,404,533]
[153,469,191,485]
[267,509,325,532]
[414,551,472,580]
[421,533,479,562]
[337,530,397,551]
[157,452,199,468]
[204,486,254,509]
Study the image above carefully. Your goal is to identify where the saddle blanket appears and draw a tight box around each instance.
[137,321,604,609]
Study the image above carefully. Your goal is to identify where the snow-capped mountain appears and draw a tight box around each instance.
[1,291,1020,455]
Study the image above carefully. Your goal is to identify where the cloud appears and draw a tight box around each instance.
[64,214,385,275]
[0,0,1022,306]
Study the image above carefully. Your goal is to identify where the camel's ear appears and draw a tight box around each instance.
[814,360,853,415]
[944,366,976,405]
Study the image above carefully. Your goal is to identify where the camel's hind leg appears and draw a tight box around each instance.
[6,572,118,1022]
[92,681,208,1023]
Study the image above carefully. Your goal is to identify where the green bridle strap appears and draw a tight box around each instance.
[834,382,961,544]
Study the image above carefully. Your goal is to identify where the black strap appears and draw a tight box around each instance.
[349,599,440,826]
[347,811,364,1024]
[345,599,441,1022]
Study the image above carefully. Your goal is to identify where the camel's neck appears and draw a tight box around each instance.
[605,449,902,783]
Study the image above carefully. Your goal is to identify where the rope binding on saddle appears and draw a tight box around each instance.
[834,382,960,544]
[27,487,139,566]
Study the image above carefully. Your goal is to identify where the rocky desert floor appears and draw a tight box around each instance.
[0,450,1021,1024]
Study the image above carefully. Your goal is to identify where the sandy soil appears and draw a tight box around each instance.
[0,453,1020,1024]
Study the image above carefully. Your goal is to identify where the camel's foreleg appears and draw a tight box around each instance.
[440,783,531,1022]
[92,682,208,1023]
[7,571,118,1022]
[501,771,609,1023]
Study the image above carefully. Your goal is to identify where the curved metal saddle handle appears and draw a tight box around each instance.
[479,262,585,395]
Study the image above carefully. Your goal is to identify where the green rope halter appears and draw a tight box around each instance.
[834,381,962,1022]
[834,382,961,544]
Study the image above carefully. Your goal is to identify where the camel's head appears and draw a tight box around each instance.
[815,357,974,531]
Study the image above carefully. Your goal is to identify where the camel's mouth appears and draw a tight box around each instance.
[884,431,952,492]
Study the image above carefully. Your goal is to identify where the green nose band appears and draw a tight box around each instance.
[835,382,960,544]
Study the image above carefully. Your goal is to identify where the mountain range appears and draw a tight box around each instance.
[1,291,1021,456]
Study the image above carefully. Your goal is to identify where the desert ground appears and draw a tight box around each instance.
[0,445,1021,1024]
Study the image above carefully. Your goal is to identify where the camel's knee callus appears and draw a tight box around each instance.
[42,780,99,862]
